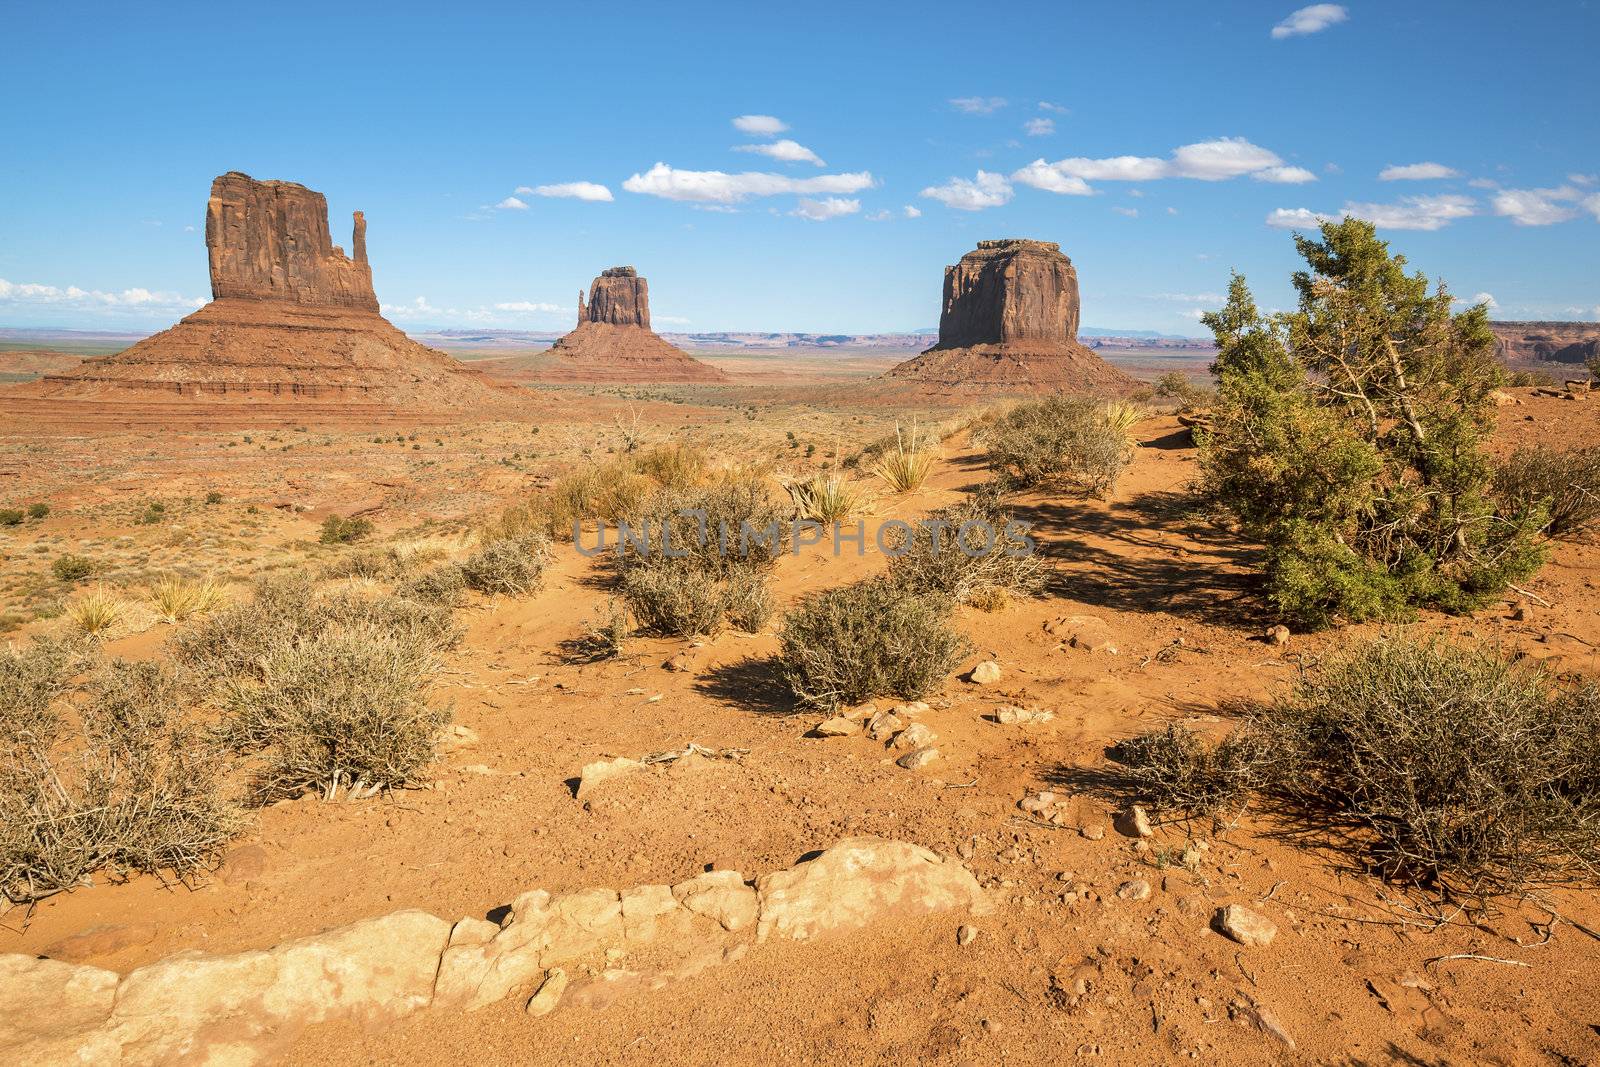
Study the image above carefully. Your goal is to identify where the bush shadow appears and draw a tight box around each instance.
[693,655,798,716]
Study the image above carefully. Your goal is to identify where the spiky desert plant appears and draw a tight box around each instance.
[148,574,226,624]
[871,423,937,494]
[787,474,866,524]
[1099,400,1149,446]
[67,586,124,637]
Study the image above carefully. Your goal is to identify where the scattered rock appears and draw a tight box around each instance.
[892,700,931,718]
[1079,824,1105,841]
[575,756,642,799]
[889,722,937,751]
[1116,879,1152,902]
[438,724,480,753]
[1018,791,1071,825]
[896,747,941,769]
[1233,998,1295,1048]
[1265,624,1290,646]
[524,968,568,1016]
[957,924,979,947]
[843,702,878,721]
[812,716,860,738]
[990,705,1055,725]
[1216,904,1278,947]
[967,660,1002,685]
[1115,805,1155,838]
[865,711,904,741]
[0,955,118,1049]
[672,870,757,932]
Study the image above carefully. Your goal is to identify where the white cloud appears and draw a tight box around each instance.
[949,96,1007,115]
[733,139,826,166]
[1492,185,1585,226]
[1252,165,1318,184]
[1112,206,1139,218]
[1585,193,1600,221]
[865,209,891,222]
[1468,177,1500,189]
[1266,194,1476,231]
[1038,101,1069,114]
[622,163,874,204]
[1266,207,1338,229]
[522,181,614,202]
[1271,4,1348,39]
[791,196,860,221]
[903,205,922,218]
[1023,117,1055,137]
[495,196,528,210]
[732,114,788,136]
[1379,162,1460,181]
[1570,173,1598,187]
[492,300,565,313]
[0,277,204,316]
[1167,206,1179,215]
[1010,159,1094,196]
[920,170,1013,211]
[1472,292,1498,309]
[1013,137,1298,195]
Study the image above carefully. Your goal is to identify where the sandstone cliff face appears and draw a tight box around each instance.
[884,238,1135,397]
[1492,321,1600,365]
[581,266,651,329]
[206,171,378,312]
[934,239,1081,349]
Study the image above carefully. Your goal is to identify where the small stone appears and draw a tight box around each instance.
[1116,879,1152,901]
[663,652,693,672]
[438,724,480,753]
[1079,824,1105,841]
[890,722,937,751]
[992,706,1055,725]
[866,711,905,741]
[813,716,860,737]
[843,701,877,720]
[957,924,979,946]
[525,968,569,1016]
[896,747,940,769]
[1116,805,1154,838]
[893,700,931,717]
[1265,624,1290,646]
[1216,904,1278,947]
[575,756,641,799]
[968,660,1002,685]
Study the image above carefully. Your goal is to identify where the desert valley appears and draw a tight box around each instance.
[5,4,1600,1065]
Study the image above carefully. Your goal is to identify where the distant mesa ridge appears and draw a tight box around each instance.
[17,171,526,411]
[882,238,1138,396]
[1490,321,1600,365]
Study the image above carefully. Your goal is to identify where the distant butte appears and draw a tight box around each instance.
[1491,321,1600,365]
[882,239,1137,397]
[499,267,727,384]
[15,172,528,413]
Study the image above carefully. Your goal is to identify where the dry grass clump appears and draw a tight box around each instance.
[787,473,867,523]
[777,578,971,709]
[488,444,712,542]
[171,575,461,680]
[1,654,241,904]
[318,514,373,545]
[220,624,448,803]
[66,585,125,636]
[870,424,937,494]
[886,491,1045,607]
[1494,445,1600,539]
[320,543,447,582]
[148,574,227,624]
[457,534,551,596]
[980,395,1135,497]
[1112,636,1600,896]
[617,478,785,637]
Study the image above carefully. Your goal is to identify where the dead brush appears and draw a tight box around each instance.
[886,492,1045,607]
[147,574,227,624]
[1494,445,1600,539]
[1109,723,1271,828]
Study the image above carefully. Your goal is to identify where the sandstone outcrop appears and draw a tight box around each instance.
[1491,321,1600,365]
[501,266,727,383]
[0,838,984,1065]
[884,239,1137,397]
[18,172,527,413]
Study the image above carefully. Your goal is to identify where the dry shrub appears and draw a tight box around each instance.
[148,574,226,624]
[871,424,937,494]
[886,491,1044,606]
[221,623,448,803]
[1,656,242,904]
[320,543,447,582]
[1110,724,1270,825]
[1494,445,1600,539]
[980,395,1133,497]
[571,598,631,662]
[458,534,551,596]
[617,478,785,637]
[318,514,373,545]
[632,442,708,490]
[172,575,461,680]
[777,578,971,709]
[787,473,867,523]
[67,585,125,637]
[398,563,469,606]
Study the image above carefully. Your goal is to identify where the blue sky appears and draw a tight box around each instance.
[1,1,1596,335]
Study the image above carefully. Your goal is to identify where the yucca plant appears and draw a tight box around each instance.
[148,574,226,624]
[788,474,866,524]
[1099,400,1149,446]
[68,586,125,636]
[871,423,937,494]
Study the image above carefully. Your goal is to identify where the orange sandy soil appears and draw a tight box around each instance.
[2,385,1598,1065]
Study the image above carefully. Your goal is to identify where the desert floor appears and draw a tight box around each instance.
[1,364,1597,1065]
